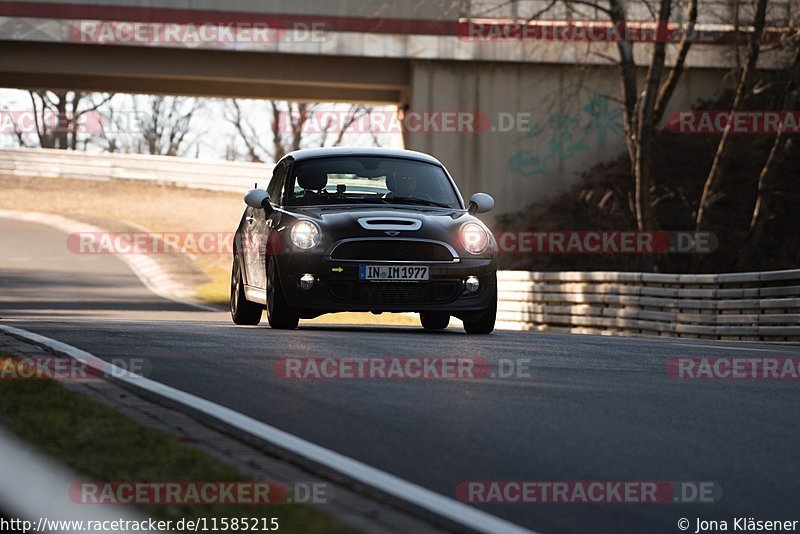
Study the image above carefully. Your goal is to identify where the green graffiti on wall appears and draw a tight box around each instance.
[507,95,624,177]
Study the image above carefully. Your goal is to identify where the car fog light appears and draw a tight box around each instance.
[465,276,480,293]
[300,274,315,290]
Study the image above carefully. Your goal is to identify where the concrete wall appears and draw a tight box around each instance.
[406,60,729,218]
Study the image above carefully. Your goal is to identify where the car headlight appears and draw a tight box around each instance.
[460,222,490,255]
[290,220,321,250]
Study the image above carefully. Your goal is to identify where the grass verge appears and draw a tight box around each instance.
[0,355,355,533]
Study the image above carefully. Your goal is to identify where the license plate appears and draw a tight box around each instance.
[359,265,429,281]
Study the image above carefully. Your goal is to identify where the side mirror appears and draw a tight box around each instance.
[468,193,495,214]
[244,189,273,213]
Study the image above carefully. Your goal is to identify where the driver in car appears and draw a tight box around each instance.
[385,174,425,200]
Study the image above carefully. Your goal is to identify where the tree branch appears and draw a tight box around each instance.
[653,0,698,125]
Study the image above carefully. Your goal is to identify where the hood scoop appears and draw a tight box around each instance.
[358,217,422,231]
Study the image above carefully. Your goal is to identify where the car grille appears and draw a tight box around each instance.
[328,281,461,305]
[360,283,433,304]
[330,240,454,262]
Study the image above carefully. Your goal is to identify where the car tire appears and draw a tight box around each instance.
[230,259,262,326]
[266,256,300,330]
[420,312,450,331]
[463,277,497,335]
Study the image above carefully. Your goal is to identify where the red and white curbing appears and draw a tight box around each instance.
[0,210,218,312]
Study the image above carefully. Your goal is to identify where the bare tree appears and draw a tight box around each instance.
[90,102,135,153]
[8,91,112,150]
[135,96,203,157]
[225,100,375,163]
[500,0,699,269]
[90,95,203,157]
[491,0,798,271]
[694,0,769,233]
[738,18,800,267]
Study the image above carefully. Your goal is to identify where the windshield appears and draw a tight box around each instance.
[286,156,461,208]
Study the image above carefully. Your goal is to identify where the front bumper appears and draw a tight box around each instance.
[275,252,496,320]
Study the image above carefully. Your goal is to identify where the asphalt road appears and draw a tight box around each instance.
[2,217,800,534]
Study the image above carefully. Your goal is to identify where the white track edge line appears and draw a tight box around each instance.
[0,324,535,534]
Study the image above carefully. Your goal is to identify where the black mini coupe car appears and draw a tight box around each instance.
[230,147,497,334]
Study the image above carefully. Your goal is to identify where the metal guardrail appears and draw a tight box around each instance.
[0,148,271,192]
[497,270,800,341]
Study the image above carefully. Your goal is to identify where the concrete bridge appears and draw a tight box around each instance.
[0,0,791,216]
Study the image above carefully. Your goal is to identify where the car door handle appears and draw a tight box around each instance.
[266,219,274,228]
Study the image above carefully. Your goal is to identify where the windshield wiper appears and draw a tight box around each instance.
[390,197,454,208]
[348,197,391,203]
[298,197,387,205]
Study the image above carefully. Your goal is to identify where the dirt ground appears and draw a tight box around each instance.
[0,175,417,326]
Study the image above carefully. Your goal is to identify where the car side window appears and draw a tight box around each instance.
[266,162,287,206]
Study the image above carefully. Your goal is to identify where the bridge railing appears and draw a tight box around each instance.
[497,270,800,341]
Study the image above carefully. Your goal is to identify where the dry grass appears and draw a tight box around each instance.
[0,174,419,326]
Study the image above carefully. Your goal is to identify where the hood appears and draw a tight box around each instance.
[286,205,473,244]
